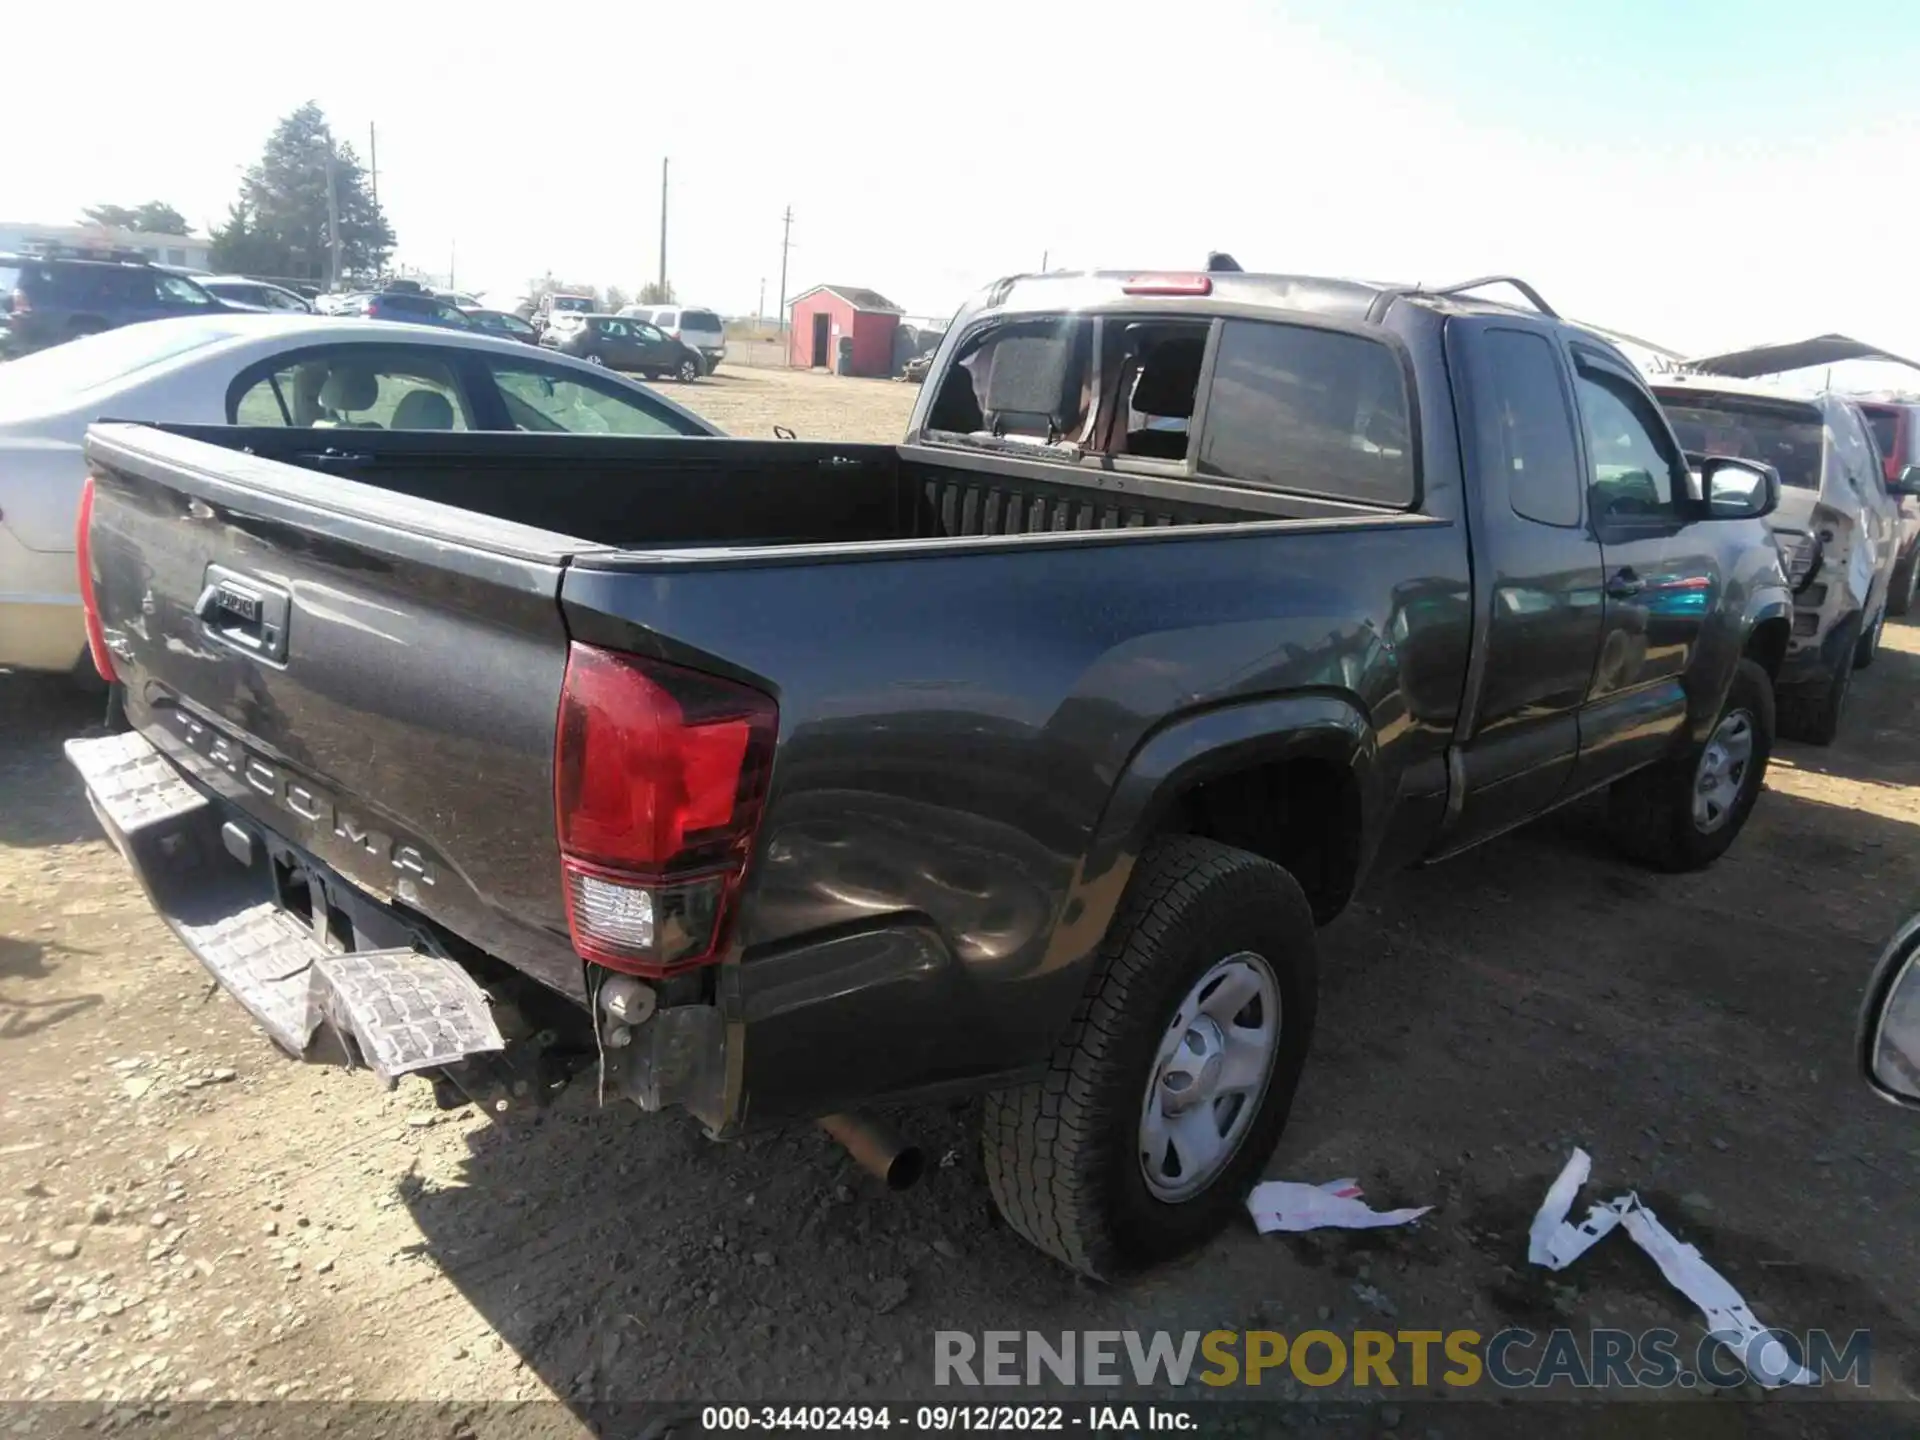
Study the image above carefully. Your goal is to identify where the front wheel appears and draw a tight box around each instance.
[675,354,702,383]
[584,353,605,367]
[982,836,1317,1277]
[1605,658,1775,872]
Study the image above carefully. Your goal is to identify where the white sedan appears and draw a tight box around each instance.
[0,314,719,680]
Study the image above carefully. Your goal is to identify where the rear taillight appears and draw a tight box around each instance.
[554,643,777,976]
[7,287,28,315]
[75,473,117,683]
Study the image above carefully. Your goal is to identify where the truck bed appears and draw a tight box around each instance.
[132,425,1303,553]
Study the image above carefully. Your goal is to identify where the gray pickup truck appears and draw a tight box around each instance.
[68,266,1792,1275]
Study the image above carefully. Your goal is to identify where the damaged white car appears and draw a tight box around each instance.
[1651,336,1920,745]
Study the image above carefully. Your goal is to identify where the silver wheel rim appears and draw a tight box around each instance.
[1693,708,1755,833]
[586,354,604,366]
[1138,952,1280,1203]
[680,358,698,380]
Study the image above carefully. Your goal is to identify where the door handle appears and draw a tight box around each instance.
[1606,568,1644,599]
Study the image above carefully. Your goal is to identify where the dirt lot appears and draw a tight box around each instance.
[2,366,1917,1431]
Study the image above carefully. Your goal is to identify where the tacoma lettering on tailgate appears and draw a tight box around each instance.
[168,712,438,887]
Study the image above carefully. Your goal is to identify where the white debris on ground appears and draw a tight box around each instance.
[1245,1177,1432,1234]
[1528,1147,1815,1388]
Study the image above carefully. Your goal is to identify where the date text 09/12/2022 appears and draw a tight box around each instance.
[700,1406,1192,1432]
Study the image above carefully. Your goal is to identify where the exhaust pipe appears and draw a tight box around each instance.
[818,1112,924,1191]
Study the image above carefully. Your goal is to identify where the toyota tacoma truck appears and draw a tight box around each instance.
[68,265,1792,1277]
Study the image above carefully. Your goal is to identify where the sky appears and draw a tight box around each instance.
[8,0,1920,383]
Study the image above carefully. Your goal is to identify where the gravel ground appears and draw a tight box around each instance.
[1,368,1916,1433]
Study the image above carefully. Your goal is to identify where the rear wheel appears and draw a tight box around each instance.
[1889,555,1918,618]
[982,836,1317,1277]
[1778,616,1858,747]
[1855,608,1884,669]
[584,353,605,367]
[1606,658,1774,871]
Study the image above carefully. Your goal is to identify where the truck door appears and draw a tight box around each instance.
[1564,343,1715,790]
[1433,319,1606,854]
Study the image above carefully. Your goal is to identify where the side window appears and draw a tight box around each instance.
[1479,328,1582,527]
[154,274,214,306]
[657,310,677,329]
[1573,365,1681,522]
[600,319,629,337]
[484,359,701,436]
[635,324,668,344]
[227,348,475,430]
[1197,319,1415,506]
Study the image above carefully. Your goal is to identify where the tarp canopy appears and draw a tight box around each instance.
[1686,335,1920,379]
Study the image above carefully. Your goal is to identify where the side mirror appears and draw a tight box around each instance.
[1699,455,1780,520]
[1890,464,1920,498]
[1859,915,1920,1109]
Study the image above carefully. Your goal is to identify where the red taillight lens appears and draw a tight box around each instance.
[554,643,777,975]
[75,473,117,684]
[1122,273,1212,296]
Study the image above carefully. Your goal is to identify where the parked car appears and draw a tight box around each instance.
[1655,369,1913,744]
[1855,398,1920,615]
[621,305,726,373]
[536,293,596,336]
[432,290,483,308]
[66,265,1793,1277]
[0,254,235,357]
[342,291,478,330]
[197,276,314,314]
[543,312,703,381]
[0,314,715,681]
[461,307,541,345]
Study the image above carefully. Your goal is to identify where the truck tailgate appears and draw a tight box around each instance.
[81,422,588,1000]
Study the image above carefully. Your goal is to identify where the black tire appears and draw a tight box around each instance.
[641,369,659,381]
[1606,658,1774,872]
[1855,608,1883,669]
[1778,615,1858,747]
[675,354,702,383]
[982,836,1318,1277]
[1890,556,1918,618]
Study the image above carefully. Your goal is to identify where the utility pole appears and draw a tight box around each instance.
[757,277,765,324]
[369,122,378,208]
[777,205,793,341]
[324,141,342,291]
[450,239,457,291]
[1041,250,1048,271]
[658,158,669,295]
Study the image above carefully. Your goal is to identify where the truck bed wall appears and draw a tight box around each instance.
[139,427,1285,550]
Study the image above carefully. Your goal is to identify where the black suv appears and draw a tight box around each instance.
[0,253,233,356]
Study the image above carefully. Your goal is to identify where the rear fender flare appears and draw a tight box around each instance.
[1034,693,1381,994]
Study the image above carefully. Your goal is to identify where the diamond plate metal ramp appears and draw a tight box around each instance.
[312,949,506,1084]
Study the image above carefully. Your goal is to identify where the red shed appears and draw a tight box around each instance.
[787,284,903,377]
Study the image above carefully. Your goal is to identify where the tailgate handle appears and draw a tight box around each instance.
[196,565,291,665]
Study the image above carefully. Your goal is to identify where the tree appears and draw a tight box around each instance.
[637,280,676,305]
[81,202,190,236]
[603,285,630,313]
[210,103,394,284]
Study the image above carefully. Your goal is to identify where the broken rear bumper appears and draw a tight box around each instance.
[65,731,506,1085]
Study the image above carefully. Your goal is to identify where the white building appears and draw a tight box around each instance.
[0,221,213,272]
